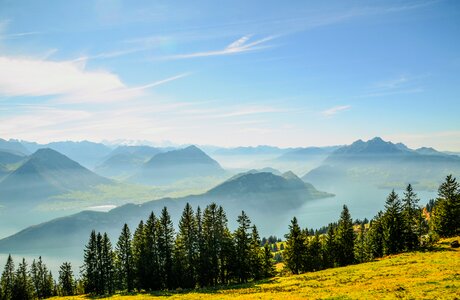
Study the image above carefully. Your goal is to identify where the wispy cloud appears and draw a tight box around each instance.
[321,105,351,117]
[0,55,189,104]
[161,35,277,60]
[359,74,427,98]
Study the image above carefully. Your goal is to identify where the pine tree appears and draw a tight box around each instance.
[1,255,15,300]
[366,212,384,259]
[234,211,252,283]
[432,175,460,237]
[82,230,97,294]
[195,206,207,288]
[322,224,337,268]
[158,207,175,289]
[309,232,323,271]
[144,212,161,291]
[354,223,367,263]
[30,256,53,299]
[201,203,220,286]
[132,220,147,291]
[262,243,275,278]
[101,233,115,294]
[216,206,233,285]
[12,258,33,300]
[335,205,355,266]
[249,225,263,280]
[58,262,74,296]
[402,184,420,250]
[284,217,307,274]
[174,203,198,289]
[115,224,134,292]
[382,190,404,255]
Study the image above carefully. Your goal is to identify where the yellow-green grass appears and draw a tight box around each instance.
[52,237,460,300]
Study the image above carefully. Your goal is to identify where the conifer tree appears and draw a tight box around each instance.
[284,217,306,274]
[432,175,460,237]
[82,230,97,294]
[12,258,33,300]
[354,223,367,263]
[366,212,384,259]
[132,220,147,291]
[174,203,198,288]
[402,184,420,250]
[262,243,275,278]
[1,254,15,300]
[115,224,134,292]
[101,233,115,294]
[323,224,336,268]
[144,212,161,291]
[58,262,74,296]
[249,225,263,280]
[335,205,355,266]
[309,232,323,271]
[195,206,206,287]
[158,207,175,289]
[201,203,220,286]
[216,206,233,285]
[382,190,404,255]
[234,211,252,283]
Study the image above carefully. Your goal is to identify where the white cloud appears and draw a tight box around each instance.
[162,35,276,60]
[0,55,188,103]
[321,105,351,117]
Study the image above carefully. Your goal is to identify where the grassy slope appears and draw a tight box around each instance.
[53,237,459,300]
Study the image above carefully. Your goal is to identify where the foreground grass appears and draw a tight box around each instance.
[53,237,460,300]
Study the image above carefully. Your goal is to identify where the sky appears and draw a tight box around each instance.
[0,0,459,150]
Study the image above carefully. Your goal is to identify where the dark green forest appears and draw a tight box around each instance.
[0,175,459,299]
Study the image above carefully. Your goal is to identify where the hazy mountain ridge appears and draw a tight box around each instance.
[0,148,112,205]
[0,171,332,253]
[130,145,225,185]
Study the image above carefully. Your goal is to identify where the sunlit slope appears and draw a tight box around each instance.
[52,237,459,300]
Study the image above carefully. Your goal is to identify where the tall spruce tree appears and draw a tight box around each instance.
[432,175,460,237]
[132,220,147,291]
[262,243,275,278]
[144,212,161,291]
[101,233,115,294]
[323,224,337,268]
[1,255,15,300]
[335,205,355,266]
[309,232,323,271]
[174,203,198,289]
[284,217,306,274]
[234,211,252,283]
[201,203,220,286]
[58,262,74,296]
[366,212,384,259]
[249,225,263,280]
[382,190,404,255]
[158,207,175,289]
[82,230,98,294]
[402,184,420,250]
[115,224,134,292]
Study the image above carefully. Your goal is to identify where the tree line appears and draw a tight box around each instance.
[81,203,275,295]
[283,175,460,274]
[0,256,76,299]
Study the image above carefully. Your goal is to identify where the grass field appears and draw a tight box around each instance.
[52,237,459,300]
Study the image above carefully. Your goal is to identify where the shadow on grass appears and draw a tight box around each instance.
[81,278,278,298]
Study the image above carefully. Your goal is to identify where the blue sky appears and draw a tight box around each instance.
[0,0,459,149]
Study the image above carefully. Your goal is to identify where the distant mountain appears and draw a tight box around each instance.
[95,146,163,178]
[0,148,111,206]
[303,137,460,188]
[213,145,288,156]
[130,145,225,185]
[0,171,332,253]
[275,146,339,162]
[0,150,26,165]
[42,141,112,169]
[0,138,29,155]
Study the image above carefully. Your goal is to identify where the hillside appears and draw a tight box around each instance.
[51,237,460,299]
[130,145,225,185]
[0,148,112,205]
[0,171,332,253]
